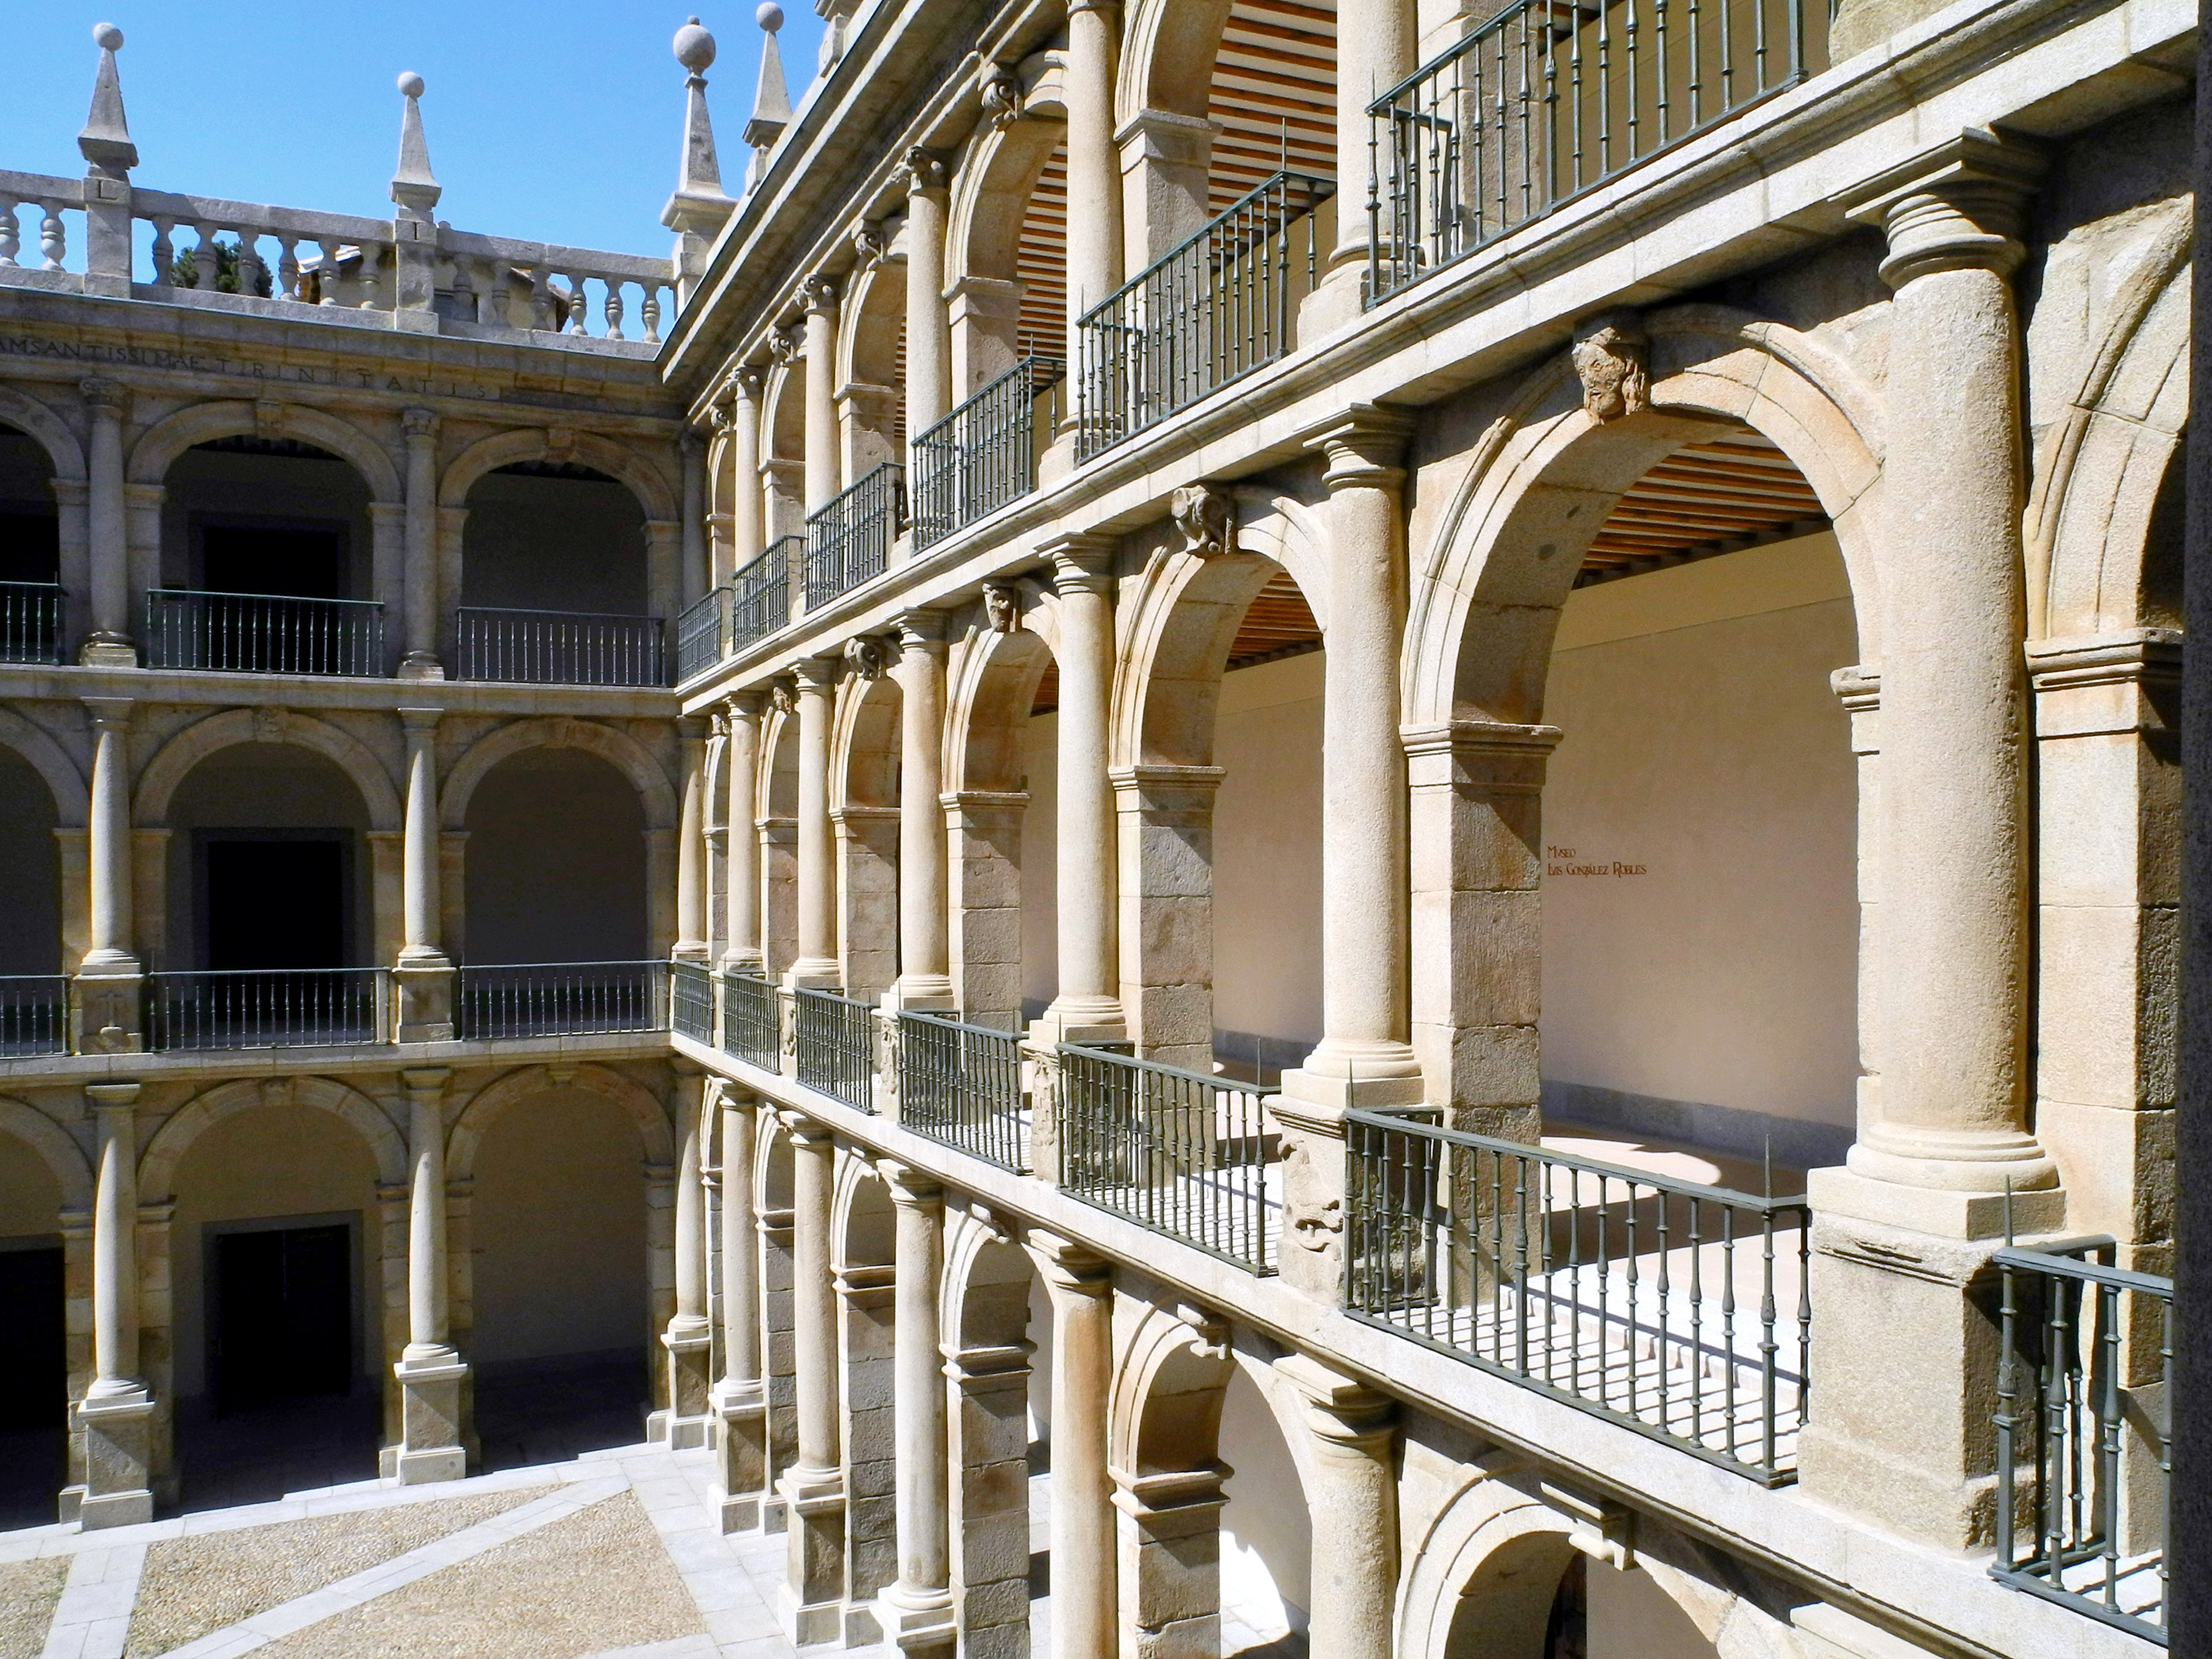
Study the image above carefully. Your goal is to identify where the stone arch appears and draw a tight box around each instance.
[759,701,800,818]
[764,361,806,468]
[946,601,1057,794]
[939,1210,1040,1654]
[837,257,906,404]
[0,709,86,826]
[2029,237,2192,638]
[133,708,401,830]
[833,667,901,812]
[439,717,678,832]
[832,1147,896,1269]
[1404,306,1885,727]
[126,400,401,501]
[138,1075,406,1200]
[1111,1301,1237,1475]
[445,1063,675,1180]
[1116,0,1236,128]
[1399,1476,1579,1659]
[435,427,676,522]
[1111,489,1326,770]
[0,1096,93,1211]
[947,114,1067,291]
[0,385,87,480]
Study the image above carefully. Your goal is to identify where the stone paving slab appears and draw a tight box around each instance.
[124,1488,551,1658]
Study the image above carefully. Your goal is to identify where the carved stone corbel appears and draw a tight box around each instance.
[843,635,887,680]
[981,583,1020,634]
[980,64,1024,129]
[1569,312,1650,423]
[1170,482,1236,559]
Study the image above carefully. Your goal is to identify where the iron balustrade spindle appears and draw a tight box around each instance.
[803,464,905,610]
[671,960,715,1042]
[675,588,731,682]
[452,960,667,1039]
[720,972,781,1067]
[1344,1108,1811,1482]
[1055,1045,1279,1271]
[1366,0,1817,305]
[453,607,667,685]
[896,1011,1027,1172]
[145,589,384,676]
[1077,174,1331,461]
[144,968,389,1050]
[0,581,65,662]
[1992,1239,2172,1642]
[794,986,875,1111]
[911,358,1064,549]
[0,976,68,1055]
[732,540,796,650]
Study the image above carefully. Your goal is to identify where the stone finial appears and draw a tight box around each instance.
[662,16,735,239]
[1569,312,1649,424]
[1170,482,1236,559]
[390,73,442,218]
[743,4,795,166]
[78,23,137,174]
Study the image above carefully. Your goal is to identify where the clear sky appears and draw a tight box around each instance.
[0,4,826,257]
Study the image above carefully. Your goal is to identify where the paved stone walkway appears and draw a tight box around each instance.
[1,1447,858,1659]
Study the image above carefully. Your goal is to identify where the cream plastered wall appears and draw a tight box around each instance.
[1588,1559,1723,1659]
[1538,534,1860,1159]
[467,1087,649,1367]
[166,1101,381,1399]
[1217,1361,1313,1640]
[1020,713,1059,1019]
[1210,651,1325,1069]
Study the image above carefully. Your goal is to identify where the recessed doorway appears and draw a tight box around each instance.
[209,1219,354,1414]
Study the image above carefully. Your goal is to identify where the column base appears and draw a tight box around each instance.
[784,961,842,991]
[775,1465,849,1646]
[662,1324,714,1448]
[874,1582,956,1653]
[79,640,138,669]
[1028,997,1126,1047]
[880,977,957,1013]
[71,967,143,1054]
[718,950,765,977]
[393,1353,469,1485]
[710,1380,768,1534]
[1274,1061,1426,1115]
[396,654,447,682]
[1809,1165,2065,1241]
[76,1385,156,1530]
[393,959,455,1044]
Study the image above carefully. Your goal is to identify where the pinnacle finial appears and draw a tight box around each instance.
[662,13,734,248]
[390,70,442,218]
[742,2,794,187]
[78,22,138,176]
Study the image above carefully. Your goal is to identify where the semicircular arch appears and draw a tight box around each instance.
[139,1076,405,1200]
[440,717,679,832]
[0,386,87,480]
[948,118,1067,291]
[437,427,677,522]
[445,1063,675,1180]
[0,1095,93,1211]
[133,709,401,830]
[126,400,401,500]
[0,709,87,827]
[1117,0,1235,126]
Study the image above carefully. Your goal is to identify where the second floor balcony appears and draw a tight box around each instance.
[454,606,667,687]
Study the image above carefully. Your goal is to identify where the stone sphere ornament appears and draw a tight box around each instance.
[758,3,785,32]
[675,16,717,71]
[397,71,425,98]
[92,22,124,49]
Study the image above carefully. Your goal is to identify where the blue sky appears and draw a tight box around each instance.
[0,4,824,257]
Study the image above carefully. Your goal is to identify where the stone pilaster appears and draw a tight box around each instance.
[1031,1231,1116,1659]
[777,1114,847,1644]
[1110,763,1224,1070]
[676,716,713,963]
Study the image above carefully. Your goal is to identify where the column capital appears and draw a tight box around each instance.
[1042,533,1117,593]
[398,706,444,734]
[401,406,439,440]
[1274,1352,1396,1443]
[724,687,767,719]
[1840,130,2046,287]
[1026,1228,1112,1294]
[875,1158,944,1208]
[80,376,129,415]
[677,713,713,740]
[777,1107,835,1149]
[725,363,765,403]
[400,1066,451,1095]
[1397,719,1564,761]
[798,272,840,315]
[1306,404,1417,490]
[899,145,949,195]
[891,607,949,651]
[81,695,134,730]
[791,653,839,693]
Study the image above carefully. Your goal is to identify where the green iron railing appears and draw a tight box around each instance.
[803,463,904,610]
[733,538,796,650]
[720,971,781,1069]
[897,1011,1027,1172]
[911,358,1063,549]
[146,588,384,676]
[794,985,875,1111]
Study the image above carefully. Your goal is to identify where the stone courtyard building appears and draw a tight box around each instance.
[0,1,2190,1655]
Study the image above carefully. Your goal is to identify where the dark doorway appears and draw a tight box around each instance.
[211,1222,353,1413]
[202,837,348,969]
[0,509,59,585]
[197,521,346,600]
[0,1244,65,1526]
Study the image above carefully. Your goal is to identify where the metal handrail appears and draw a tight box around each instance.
[671,959,715,1042]
[0,581,66,664]
[453,606,666,686]
[733,539,796,650]
[803,463,905,610]
[452,959,668,1039]
[794,985,875,1111]
[1365,0,1817,304]
[720,971,781,1068]
[145,966,390,1050]
[1055,1043,1279,1271]
[1076,172,1331,461]
[145,587,385,676]
[911,357,1064,549]
[0,974,68,1056]
[898,1010,1027,1172]
[675,588,731,682]
[1992,1239,2171,1642]
[1344,1107,1810,1482]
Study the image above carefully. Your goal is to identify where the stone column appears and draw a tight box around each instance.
[1117,108,1217,269]
[394,708,454,1042]
[1402,720,1560,1139]
[1032,1232,1116,1659]
[1031,538,1125,1043]
[724,692,767,973]
[1111,764,1224,1069]
[393,1066,466,1483]
[78,1083,153,1528]
[400,407,444,678]
[1276,1355,1399,1659]
[76,696,140,1050]
[874,1163,954,1655]
[900,149,952,448]
[1276,408,1420,1304]
[1801,134,2059,1553]
[787,656,842,986]
[1305,0,1416,331]
[1115,1464,1230,1659]
[729,368,766,569]
[1063,1,1125,334]
[80,378,133,664]
[681,427,710,607]
[885,613,955,1010]
[677,716,712,963]
[713,1083,769,1531]
[802,276,843,515]
[661,1071,715,1448]
[777,1114,847,1644]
